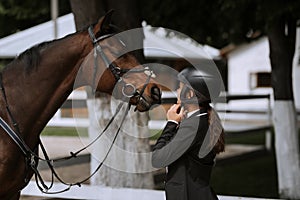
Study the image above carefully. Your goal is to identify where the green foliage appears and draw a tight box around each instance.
[0,0,71,38]
[141,0,300,48]
[0,0,48,19]
[2,1,299,48]
[0,0,48,38]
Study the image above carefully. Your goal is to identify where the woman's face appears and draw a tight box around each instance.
[176,82,184,104]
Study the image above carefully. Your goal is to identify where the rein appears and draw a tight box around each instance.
[35,102,132,194]
[0,101,130,194]
[1,69,131,193]
[0,25,156,194]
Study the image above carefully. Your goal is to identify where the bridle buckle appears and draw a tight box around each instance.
[122,83,137,98]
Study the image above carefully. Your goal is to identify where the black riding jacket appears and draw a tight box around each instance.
[152,109,218,200]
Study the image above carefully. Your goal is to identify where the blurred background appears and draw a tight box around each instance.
[1,1,300,199]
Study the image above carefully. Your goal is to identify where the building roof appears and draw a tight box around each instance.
[0,14,75,59]
[143,22,220,60]
[0,13,220,60]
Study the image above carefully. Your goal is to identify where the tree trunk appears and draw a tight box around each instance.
[268,15,300,199]
[87,95,154,188]
[70,0,154,189]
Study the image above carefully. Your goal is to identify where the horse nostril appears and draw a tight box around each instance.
[151,86,161,102]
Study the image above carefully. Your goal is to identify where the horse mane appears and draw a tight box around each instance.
[5,41,53,74]
[4,22,119,74]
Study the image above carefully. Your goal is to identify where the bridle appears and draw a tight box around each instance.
[88,26,156,101]
[0,25,157,194]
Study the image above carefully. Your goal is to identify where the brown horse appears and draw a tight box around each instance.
[0,12,161,199]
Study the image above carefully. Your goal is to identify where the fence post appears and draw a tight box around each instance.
[265,94,272,151]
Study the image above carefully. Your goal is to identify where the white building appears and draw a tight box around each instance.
[225,33,300,110]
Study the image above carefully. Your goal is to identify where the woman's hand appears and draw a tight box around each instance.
[167,104,186,123]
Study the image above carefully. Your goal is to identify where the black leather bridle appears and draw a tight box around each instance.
[88,26,156,100]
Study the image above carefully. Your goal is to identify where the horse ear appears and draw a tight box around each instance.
[94,10,114,36]
[101,10,114,30]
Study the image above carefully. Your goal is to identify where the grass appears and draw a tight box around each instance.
[41,126,88,137]
[225,130,267,145]
[210,130,279,198]
[212,150,278,198]
[42,126,155,137]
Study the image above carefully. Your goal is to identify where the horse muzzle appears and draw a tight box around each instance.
[133,85,161,112]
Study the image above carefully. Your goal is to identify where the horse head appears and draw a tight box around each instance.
[79,11,161,112]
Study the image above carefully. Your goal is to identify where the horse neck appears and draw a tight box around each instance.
[2,33,92,146]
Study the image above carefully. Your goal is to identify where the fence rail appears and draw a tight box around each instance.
[48,91,273,150]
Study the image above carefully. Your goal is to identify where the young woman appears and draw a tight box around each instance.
[152,66,225,200]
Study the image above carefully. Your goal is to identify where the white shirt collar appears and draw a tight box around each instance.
[187,109,208,118]
[187,110,199,118]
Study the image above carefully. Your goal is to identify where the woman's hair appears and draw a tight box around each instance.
[204,103,225,154]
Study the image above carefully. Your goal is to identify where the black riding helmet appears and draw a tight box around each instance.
[177,66,221,105]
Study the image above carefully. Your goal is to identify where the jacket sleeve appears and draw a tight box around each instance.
[151,119,198,168]
[152,121,178,150]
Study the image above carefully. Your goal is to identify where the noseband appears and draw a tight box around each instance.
[88,26,156,101]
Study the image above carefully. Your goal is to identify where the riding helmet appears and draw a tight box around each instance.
[177,66,222,104]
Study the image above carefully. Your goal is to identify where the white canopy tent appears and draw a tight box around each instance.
[0,13,219,60]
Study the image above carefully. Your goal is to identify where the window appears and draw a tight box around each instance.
[250,72,271,89]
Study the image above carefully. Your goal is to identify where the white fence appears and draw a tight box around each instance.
[22,181,283,200]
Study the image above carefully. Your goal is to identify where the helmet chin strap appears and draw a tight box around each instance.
[180,85,210,106]
[180,85,198,106]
